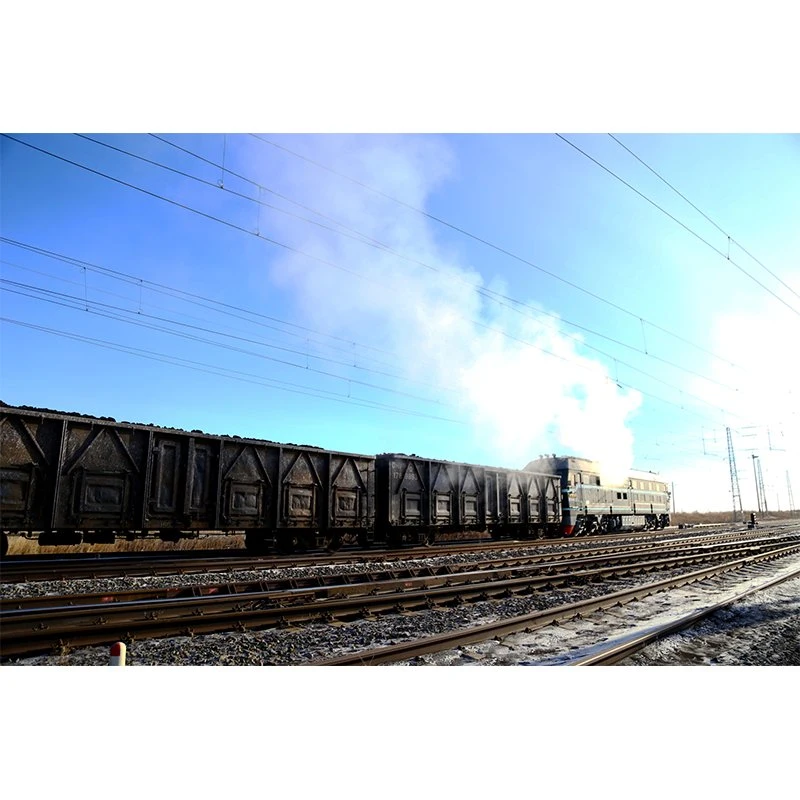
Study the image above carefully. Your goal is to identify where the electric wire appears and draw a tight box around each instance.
[0,138,764,424]
[249,133,750,369]
[1,249,751,427]
[2,281,752,430]
[0,316,468,425]
[607,133,800,303]
[0,280,447,406]
[556,133,800,318]
[71,134,746,395]
[0,257,459,396]
[142,134,742,391]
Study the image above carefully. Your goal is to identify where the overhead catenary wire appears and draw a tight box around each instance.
[0,316,468,425]
[65,134,747,395]
[1,237,395,363]
[555,133,800,319]
[249,133,750,369]
[1,228,743,402]
[607,133,800,304]
[0,137,767,425]
[0,256,460,396]
[1,238,753,427]
[0,280,449,407]
[0,280,754,430]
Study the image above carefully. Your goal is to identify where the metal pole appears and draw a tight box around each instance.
[752,455,761,514]
[726,427,742,522]
[758,459,768,515]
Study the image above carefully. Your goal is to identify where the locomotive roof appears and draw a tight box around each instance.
[525,455,599,471]
[525,454,667,484]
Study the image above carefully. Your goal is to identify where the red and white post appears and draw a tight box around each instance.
[109,642,127,666]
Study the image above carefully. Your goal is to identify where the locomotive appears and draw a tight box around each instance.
[525,455,670,534]
[0,403,669,556]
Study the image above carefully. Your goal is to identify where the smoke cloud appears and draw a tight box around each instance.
[260,135,641,478]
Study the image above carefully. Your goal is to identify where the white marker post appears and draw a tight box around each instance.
[109,642,127,666]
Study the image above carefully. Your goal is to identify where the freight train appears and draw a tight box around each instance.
[0,403,670,556]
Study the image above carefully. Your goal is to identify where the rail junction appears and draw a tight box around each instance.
[2,522,800,664]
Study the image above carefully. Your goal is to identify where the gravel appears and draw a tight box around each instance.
[4,530,799,666]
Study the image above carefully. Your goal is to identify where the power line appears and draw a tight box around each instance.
[72,133,747,395]
[2,248,750,428]
[0,316,468,425]
[556,133,800,319]
[3,135,754,410]
[6,236,738,418]
[0,280,448,406]
[2,286,747,431]
[0,256,458,396]
[249,133,750,369]
[607,133,800,303]
[1,136,766,426]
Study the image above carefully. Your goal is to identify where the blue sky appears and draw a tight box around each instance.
[4,0,800,767]
[2,132,799,512]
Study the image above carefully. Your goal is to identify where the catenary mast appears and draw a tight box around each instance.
[726,427,743,522]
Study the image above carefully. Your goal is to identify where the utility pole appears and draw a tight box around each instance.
[752,455,762,514]
[757,458,768,515]
[726,427,743,522]
[788,471,795,516]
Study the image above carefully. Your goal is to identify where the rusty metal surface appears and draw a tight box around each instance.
[2,404,567,551]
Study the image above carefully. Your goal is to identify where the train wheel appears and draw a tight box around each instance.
[387,530,404,548]
[357,531,369,549]
[245,530,269,554]
[295,532,314,553]
[325,534,343,552]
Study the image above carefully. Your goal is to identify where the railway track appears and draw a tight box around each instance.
[313,547,800,666]
[4,530,799,610]
[2,524,791,583]
[563,564,800,665]
[3,529,799,661]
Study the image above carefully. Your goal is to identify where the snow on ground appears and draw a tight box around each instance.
[399,552,800,666]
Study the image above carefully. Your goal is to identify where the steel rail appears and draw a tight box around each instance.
[0,538,558,582]
[6,533,793,611]
[312,544,800,665]
[566,565,800,665]
[3,539,798,661]
[3,525,793,584]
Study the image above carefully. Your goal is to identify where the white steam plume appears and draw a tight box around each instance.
[260,135,641,478]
